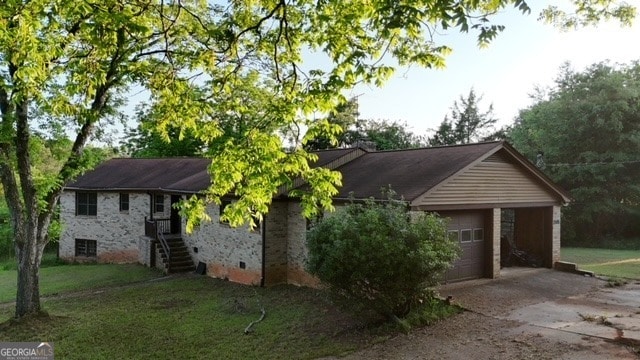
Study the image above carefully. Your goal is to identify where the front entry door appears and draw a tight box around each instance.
[170,195,182,235]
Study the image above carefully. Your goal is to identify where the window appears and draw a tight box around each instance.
[76,192,97,216]
[447,230,459,242]
[75,239,97,257]
[473,228,484,242]
[154,194,164,213]
[460,229,472,242]
[119,193,129,212]
[219,200,232,224]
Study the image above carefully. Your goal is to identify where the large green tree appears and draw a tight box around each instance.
[303,99,360,150]
[428,88,497,146]
[303,98,423,151]
[350,119,423,150]
[0,0,635,318]
[122,112,205,158]
[509,61,640,244]
[0,0,216,317]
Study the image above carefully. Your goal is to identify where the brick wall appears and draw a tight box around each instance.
[552,205,561,265]
[491,208,501,278]
[60,191,148,263]
[182,203,263,285]
[287,202,321,287]
[263,201,288,285]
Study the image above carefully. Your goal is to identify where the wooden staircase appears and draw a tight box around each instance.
[157,235,195,273]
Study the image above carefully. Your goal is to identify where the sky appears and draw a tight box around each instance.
[350,1,640,137]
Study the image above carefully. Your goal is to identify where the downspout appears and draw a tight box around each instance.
[148,192,154,220]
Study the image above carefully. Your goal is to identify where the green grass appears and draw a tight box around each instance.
[0,263,459,359]
[561,247,640,279]
[0,274,378,359]
[0,251,64,271]
[0,263,163,303]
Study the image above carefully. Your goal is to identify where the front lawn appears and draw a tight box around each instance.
[0,263,163,303]
[561,247,640,279]
[0,272,373,359]
[0,259,464,359]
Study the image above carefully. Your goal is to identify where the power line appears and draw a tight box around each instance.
[546,159,640,167]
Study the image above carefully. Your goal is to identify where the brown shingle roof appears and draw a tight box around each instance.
[65,141,569,203]
[312,148,360,167]
[329,142,503,201]
[66,158,211,193]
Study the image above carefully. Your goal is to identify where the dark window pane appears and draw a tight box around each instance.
[76,192,97,216]
[120,193,129,212]
[154,195,164,213]
[461,229,472,242]
[473,228,484,241]
[75,239,97,257]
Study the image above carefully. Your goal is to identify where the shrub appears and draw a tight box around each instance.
[306,195,460,322]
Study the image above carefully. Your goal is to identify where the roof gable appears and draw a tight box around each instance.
[411,148,570,208]
[331,142,504,201]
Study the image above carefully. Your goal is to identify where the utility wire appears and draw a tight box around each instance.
[546,159,640,167]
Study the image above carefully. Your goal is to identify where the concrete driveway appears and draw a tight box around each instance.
[440,268,640,359]
[339,268,640,359]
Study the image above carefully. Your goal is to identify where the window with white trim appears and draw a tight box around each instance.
[473,228,484,242]
[460,229,472,243]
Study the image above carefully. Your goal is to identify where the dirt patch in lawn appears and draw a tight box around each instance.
[0,312,72,342]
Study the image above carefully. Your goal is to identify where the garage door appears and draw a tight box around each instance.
[442,211,485,282]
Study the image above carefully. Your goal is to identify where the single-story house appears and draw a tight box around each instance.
[60,141,571,286]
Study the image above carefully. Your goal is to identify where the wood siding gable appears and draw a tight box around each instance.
[411,150,562,209]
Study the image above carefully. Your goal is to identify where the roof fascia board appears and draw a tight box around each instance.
[412,201,560,211]
[63,187,200,195]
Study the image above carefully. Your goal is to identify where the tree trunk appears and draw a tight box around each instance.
[14,230,45,317]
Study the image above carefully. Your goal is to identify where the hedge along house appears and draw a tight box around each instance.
[59,141,570,286]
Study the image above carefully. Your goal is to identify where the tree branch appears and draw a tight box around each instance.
[40,23,131,233]
[6,60,39,235]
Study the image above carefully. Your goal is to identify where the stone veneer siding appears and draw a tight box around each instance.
[182,203,263,285]
[60,191,150,263]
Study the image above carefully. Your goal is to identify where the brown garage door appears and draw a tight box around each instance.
[442,211,485,282]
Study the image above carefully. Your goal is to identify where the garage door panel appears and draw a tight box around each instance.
[442,211,485,282]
